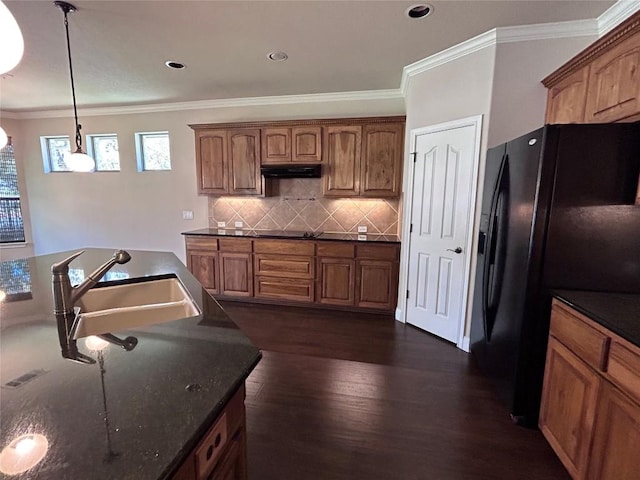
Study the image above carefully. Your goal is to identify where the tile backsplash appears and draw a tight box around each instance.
[208,178,399,234]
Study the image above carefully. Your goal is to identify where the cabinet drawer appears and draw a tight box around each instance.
[255,276,314,302]
[356,243,399,260]
[550,302,610,371]
[218,238,252,253]
[254,239,314,255]
[186,236,219,251]
[317,242,355,258]
[254,254,314,279]
[607,339,640,402]
[193,385,245,480]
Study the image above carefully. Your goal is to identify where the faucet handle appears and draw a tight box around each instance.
[51,250,85,274]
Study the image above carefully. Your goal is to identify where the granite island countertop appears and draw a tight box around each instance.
[553,290,640,347]
[182,228,400,244]
[0,249,261,479]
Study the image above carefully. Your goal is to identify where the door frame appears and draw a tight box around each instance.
[397,115,483,351]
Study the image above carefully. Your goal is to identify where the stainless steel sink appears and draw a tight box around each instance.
[73,276,200,338]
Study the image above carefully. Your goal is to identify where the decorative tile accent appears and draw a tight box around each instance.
[207,179,399,234]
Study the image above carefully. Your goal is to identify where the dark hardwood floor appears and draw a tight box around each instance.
[221,301,569,480]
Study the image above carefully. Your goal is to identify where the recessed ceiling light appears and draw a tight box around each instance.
[267,51,288,62]
[165,60,186,70]
[406,3,433,19]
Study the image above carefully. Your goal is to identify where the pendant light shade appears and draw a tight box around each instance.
[0,1,24,75]
[0,127,7,150]
[55,1,95,172]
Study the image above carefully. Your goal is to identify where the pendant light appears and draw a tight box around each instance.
[55,1,95,172]
[0,1,24,149]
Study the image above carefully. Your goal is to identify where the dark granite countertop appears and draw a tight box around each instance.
[553,290,640,347]
[0,249,261,479]
[182,228,400,244]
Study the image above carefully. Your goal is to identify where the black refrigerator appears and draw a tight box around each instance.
[470,122,640,427]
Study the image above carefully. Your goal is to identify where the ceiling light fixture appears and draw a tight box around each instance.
[165,60,186,70]
[0,1,23,74]
[55,1,95,173]
[406,3,433,19]
[0,1,24,149]
[267,51,288,62]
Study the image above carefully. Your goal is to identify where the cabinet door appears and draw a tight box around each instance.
[356,259,396,311]
[220,253,253,297]
[211,429,247,480]
[539,337,600,479]
[585,31,640,123]
[587,383,640,480]
[323,126,362,197]
[316,257,355,306]
[261,128,291,164]
[228,129,262,195]
[545,67,590,124]
[292,126,322,163]
[361,123,404,198]
[187,250,219,294]
[196,129,228,194]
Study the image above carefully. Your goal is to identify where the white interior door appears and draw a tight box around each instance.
[406,122,479,343]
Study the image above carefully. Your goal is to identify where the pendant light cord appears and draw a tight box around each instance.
[62,9,82,152]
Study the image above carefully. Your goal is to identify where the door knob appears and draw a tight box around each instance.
[447,247,463,254]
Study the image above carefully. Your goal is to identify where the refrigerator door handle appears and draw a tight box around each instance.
[482,154,510,341]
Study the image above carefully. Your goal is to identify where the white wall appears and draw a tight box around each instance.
[488,35,596,147]
[15,98,404,263]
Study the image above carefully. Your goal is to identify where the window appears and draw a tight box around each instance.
[40,136,72,172]
[0,258,32,301]
[0,142,26,243]
[136,131,171,171]
[87,134,120,171]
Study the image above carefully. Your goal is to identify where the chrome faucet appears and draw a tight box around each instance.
[52,249,131,364]
[52,249,131,316]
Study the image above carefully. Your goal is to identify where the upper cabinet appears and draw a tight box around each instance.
[191,116,404,197]
[543,12,640,125]
[194,128,262,196]
[323,121,404,198]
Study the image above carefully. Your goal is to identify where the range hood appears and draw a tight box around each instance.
[260,164,321,178]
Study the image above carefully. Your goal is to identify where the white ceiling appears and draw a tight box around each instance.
[1,0,616,113]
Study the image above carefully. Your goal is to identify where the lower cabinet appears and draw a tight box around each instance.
[172,385,247,480]
[185,236,400,313]
[540,300,640,480]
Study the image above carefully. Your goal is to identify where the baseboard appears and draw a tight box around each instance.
[395,307,403,322]
[458,336,471,353]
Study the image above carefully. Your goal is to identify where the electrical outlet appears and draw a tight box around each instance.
[182,210,194,220]
[217,221,226,228]
[357,225,367,233]
[234,221,243,228]
[358,234,367,241]
[234,230,243,236]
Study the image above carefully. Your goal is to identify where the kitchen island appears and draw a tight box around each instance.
[0,249,261,479]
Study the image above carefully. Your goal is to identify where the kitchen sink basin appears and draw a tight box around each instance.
[74,276,201,338]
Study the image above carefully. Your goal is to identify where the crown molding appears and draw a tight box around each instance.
[6,89,404,120]
[598,0,640,36]
[400,18,599,95]
[0,110,21,120]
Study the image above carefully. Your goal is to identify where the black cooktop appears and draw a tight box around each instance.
[254,230,320,239]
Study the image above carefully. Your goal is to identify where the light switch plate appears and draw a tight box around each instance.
[217,221,226,228]
[182,210,194,220]
[357,225,367,233]
[234,221,243,228]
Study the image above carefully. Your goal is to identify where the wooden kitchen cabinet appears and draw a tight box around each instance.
[539,337,599,479]
[361,123,404,197]
[261,126,323,164]
[540,300,640,480]
[185,237,220,294]
[253,239,314,302]
[172,385,247,480]
[354,244,399,311]
[194,128,262,196]
[316,242,356,307]
[544,12,640,125]
[228,129,262,195]
[324,125,362,197]
[219,238,253,297]
[261,128,291,164]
